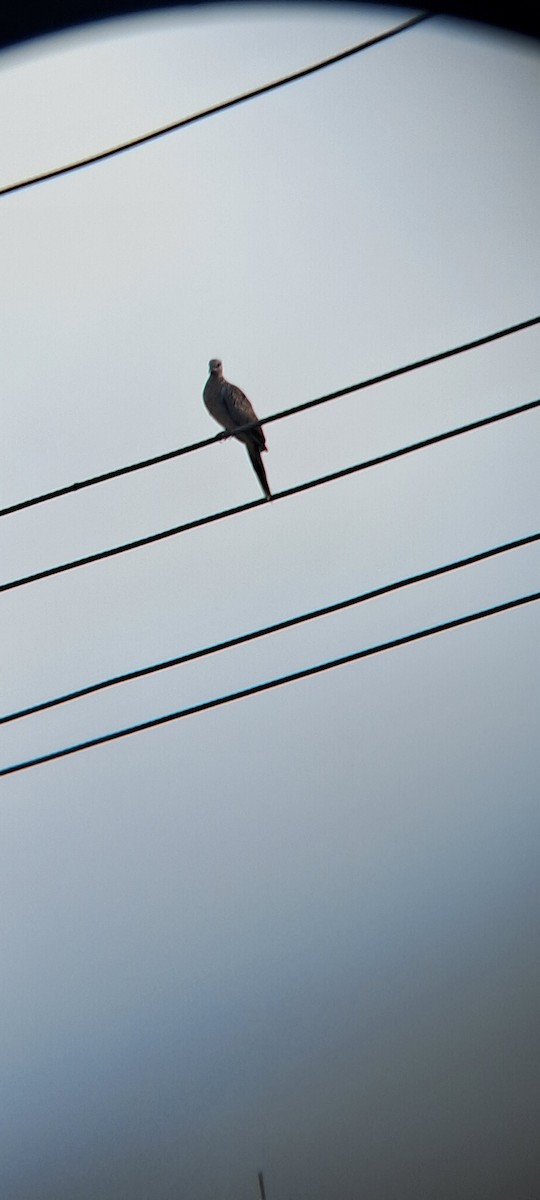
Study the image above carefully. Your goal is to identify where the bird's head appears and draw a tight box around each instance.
[208,358,223,376]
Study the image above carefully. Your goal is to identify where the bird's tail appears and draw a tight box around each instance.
[247,442,272,500]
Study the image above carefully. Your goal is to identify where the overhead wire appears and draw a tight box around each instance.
[2,529,538,726]
[0,17,535,780]
[0,13,431,198]
[1,395,539,596]
[2,589,538,777]
[1,313,538,521]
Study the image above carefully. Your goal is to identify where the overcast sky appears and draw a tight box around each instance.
[0,4,539,1198]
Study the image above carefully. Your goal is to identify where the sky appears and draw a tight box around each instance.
[0,4,539,1197]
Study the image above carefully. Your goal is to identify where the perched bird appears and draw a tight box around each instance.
[203,359,271,499]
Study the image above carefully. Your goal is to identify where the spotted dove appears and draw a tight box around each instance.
[203,359,271,499]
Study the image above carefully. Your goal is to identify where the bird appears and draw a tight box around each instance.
[203,359,272,499]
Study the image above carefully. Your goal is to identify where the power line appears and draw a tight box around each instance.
[1,395,539,597]
[2,589,538,778]
[2,530,538,726]
[1,313,538,522]
[0,14,431,199]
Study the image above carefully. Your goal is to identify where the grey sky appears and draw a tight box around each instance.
[0,5,539,1197]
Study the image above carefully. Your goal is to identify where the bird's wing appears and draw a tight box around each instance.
[221,382,266,450]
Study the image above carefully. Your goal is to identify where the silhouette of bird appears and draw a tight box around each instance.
[203,359,271,500]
